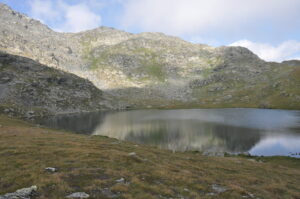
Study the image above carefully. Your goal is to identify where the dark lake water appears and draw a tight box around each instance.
[36,108,300,157]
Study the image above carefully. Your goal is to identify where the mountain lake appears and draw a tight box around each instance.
[35,108,300,158]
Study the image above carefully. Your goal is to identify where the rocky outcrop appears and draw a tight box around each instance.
[0,185,37,199]
[0,52,119,118]
[0,3,299,110]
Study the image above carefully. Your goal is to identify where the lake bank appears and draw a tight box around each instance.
[0,115,299,199]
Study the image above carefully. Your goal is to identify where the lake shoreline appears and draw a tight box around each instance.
[2,104,300,122]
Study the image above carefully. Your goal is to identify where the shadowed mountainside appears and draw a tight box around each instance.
[0,51,122,117]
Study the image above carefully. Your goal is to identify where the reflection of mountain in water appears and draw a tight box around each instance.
[95,120,262,152]
[92,110,265,152]
[37,111,109,134]
[211,125,263,152]
[36,109,300,155]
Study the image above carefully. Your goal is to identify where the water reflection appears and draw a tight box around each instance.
[37,111,108,134]
[36,108,300,157]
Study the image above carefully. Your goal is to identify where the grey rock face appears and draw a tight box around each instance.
[66,192,90,198]
[0,185,37,199]
[0,52,117,118]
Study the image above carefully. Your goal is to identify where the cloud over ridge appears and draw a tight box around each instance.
[26,0,300,61]
[230,40,300,62]
[120,0,300,36]
[29,0,101,32]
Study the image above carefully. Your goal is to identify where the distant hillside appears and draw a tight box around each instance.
[0,3,299,110]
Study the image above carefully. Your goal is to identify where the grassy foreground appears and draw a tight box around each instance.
[0,115,299,199]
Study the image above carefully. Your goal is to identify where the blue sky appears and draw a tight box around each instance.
[1,0,300,61]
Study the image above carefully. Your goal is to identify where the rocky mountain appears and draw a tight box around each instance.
[0,3,299,110]
[0,51,116,118]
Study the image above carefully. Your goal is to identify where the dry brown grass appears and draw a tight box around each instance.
[0,115,299,199]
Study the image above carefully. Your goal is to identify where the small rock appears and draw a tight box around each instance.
[242,192,255,198]
[111,141,120,144]
[45,167,57,172]
[183,188,189,192]
[115,178,125,183]
[211,184,227,194]
[27,111,34,115]
[66,192,90,198]
[128,152,136,156]
[0,185,37,199]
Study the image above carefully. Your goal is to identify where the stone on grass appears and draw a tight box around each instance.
[128,152,136,156]
[0,185,37,199]
[66,192,90,198]
[45,167,57,172]
[211,184,227,194]
[115,178,125,183]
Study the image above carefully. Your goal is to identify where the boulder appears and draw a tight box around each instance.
[0,185,37,199]
[66,192,90,198]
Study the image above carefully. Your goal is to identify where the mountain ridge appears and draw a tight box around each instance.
[0,3,299,110]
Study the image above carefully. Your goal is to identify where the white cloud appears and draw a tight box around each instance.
[29,0,60,23]
[58,3,101,32]
[120,0,300,36]
[29,0,101,32]
[230,40,300,62]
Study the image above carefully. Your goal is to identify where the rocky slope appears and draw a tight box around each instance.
[0,51,116,118]
[0,3,299,109]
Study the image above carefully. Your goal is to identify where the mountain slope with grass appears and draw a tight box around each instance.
[0,3,299,109]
